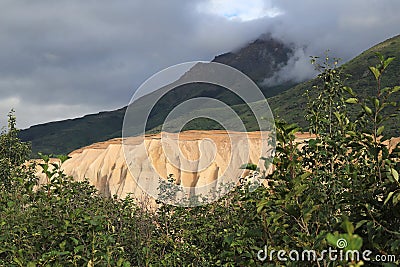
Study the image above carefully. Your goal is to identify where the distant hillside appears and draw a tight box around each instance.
[146,34,400,137]
[19,108,126,156]
[268,34,400,135]
[19,36,298,156]
[213,35,297,97]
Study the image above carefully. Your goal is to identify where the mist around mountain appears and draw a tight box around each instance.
[19,34,400,156]
[268,34,400,134]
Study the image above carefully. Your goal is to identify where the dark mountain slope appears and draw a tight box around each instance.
[19,108,126,156]
[19,36,297,156]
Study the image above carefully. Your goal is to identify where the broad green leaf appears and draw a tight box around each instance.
[375,52,384,62]
[382,86,391,94]
[384,191,394,205]
[373,98,379,108]
[13,257,23,266]
[390,168,399,182]
[383,57,395,69]
[345,98,358,104]
[393,193,400,206]
[377,125,385,136]
[343,86,355,96]
[300,172,312,179]
[347,235,363,251]
[369,66,380,80]
[58,155,70,163]
[239,163,258,171]
[362,105,373,115]
[59,240,67,250]
[347,131,356,136]
[326,233,339,247]
[74,245,85,253]
[333,111,341,121]
[257,199,269,213]
[341,219,354,235]
[70,237,79,245]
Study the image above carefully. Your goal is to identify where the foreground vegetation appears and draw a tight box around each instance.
[1,54,399,266]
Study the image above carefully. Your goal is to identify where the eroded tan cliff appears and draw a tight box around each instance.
[34,131,400,203]
[59,131,274,201]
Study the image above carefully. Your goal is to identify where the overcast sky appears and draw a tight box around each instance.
[0,0,399,129]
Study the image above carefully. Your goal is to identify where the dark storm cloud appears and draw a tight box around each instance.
[0,0,271,128]
[0,0,399,129]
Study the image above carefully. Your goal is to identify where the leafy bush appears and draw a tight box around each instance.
[0,110,35,191]
[257,53,400,266]
[0,54,399,266]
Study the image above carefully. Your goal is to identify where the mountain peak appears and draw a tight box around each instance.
[212,35,294,84]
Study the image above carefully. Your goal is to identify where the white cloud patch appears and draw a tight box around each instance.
[262,47,317,87]
[197,0,282,21]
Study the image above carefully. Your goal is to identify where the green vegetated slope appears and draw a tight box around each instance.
[18,108,126,156]
[268,34,400,135]
[147,34,400,136]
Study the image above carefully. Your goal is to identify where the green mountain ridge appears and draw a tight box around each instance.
[19,34,400,156]
[268,34,400,134]
[19,108,125,156]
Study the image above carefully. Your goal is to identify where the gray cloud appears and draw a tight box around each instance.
[260,0,400,89]
[0,0,399,129]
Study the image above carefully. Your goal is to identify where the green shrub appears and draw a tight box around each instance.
[0,53,399,266]
[257,53,400,266]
